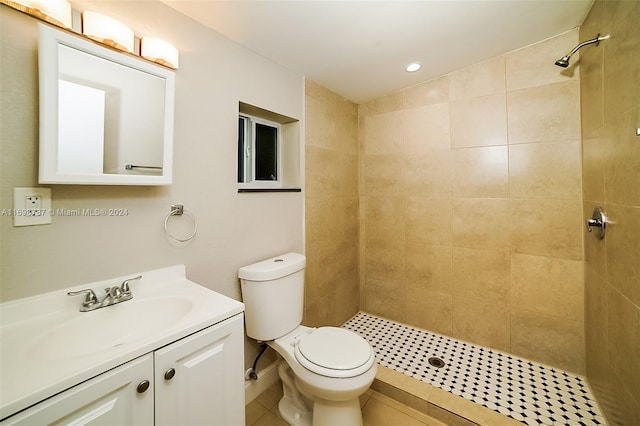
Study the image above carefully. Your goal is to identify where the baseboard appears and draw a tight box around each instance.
[244,359,280,404]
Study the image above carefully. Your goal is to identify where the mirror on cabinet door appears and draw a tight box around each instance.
[38,24,175,185]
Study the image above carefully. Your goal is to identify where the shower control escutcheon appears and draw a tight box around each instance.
[586,206,607,240]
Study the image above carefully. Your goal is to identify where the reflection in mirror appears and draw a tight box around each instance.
[38,24,175,185]
[57,79,105,173]
[58,44,165,175]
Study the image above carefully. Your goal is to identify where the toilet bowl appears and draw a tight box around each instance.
[269,326,377,426]
[239,253,377,426]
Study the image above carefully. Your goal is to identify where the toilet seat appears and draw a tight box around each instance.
[294,327,374,378]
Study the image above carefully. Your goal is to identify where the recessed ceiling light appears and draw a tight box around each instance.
[405,62,421,72]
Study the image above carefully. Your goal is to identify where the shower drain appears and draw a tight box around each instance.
[428,357,445,368]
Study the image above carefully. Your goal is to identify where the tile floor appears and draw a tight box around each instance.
[343,312,607,426]
[245,381,446,426]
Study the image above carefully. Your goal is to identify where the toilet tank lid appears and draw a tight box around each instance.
[239,253,306,281]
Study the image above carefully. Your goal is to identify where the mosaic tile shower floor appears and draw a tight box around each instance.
[343,312,606,426]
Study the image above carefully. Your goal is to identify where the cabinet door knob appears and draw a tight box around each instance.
[137,380,150,393]
[164,368,176,380]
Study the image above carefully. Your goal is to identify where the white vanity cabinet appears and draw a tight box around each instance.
[1,354,155,425]
[1,314,245,426]
[155,313,245,425]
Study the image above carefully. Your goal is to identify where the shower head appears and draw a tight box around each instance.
[554,33,610,68]
[555,56,571,68]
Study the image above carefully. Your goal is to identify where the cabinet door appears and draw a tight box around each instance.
[2,354,154,425]
[155,314,245,426]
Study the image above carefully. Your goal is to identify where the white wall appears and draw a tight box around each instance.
[0,2,304,367]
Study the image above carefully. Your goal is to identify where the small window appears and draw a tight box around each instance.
[238,114,281,188]
[237,101,301,192]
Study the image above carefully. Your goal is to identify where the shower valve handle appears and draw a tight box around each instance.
[586,218,603,230]
[586,206,607,240]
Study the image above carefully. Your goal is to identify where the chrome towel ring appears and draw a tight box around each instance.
[164,204,197,242]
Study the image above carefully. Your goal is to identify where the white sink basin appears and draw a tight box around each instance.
[27,297,194,361]
[0,265,245,421]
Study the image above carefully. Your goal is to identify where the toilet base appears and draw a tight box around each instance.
[312,397,363,426]
[277,391,364,426]
[276,358,364,426]
[278,359,313,426]
[278,394,312,426]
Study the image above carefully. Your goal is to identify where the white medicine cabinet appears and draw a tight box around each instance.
[38,24,175,185]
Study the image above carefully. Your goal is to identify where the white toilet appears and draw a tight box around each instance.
[239,253,377,426]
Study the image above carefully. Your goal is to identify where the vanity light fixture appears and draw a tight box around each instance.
[82,10,134,53]
[141,37,179,69]
[405,62,422,72]
[1,0,72,28]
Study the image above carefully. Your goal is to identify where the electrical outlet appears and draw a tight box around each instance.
[13,188,52,227]
[25,195,42,216]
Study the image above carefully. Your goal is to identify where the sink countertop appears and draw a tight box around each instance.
[0,265,244,420]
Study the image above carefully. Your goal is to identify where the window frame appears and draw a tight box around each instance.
[237,113,282,189]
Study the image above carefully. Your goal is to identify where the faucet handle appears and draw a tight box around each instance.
[67,289,99,309]
[120,275,142,294]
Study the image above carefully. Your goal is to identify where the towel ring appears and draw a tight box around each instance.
[164,204,197,242]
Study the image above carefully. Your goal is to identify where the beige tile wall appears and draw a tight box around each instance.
[359,30,587,374]
[580,0,640,424]
[304,80,361,326]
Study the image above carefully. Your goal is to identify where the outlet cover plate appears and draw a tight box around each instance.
[13,188,52,226]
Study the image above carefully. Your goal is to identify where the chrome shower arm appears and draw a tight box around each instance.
[565,33,610,57]
[555,33,610,67]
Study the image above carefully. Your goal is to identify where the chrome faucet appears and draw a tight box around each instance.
[120,275,141,298]
[68,275,142,312]
[66,289,99,311]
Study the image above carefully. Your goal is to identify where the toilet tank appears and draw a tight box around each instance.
[239,253,306,341]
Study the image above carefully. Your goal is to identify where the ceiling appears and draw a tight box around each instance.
[163,0,594,103]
